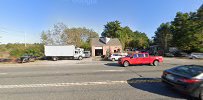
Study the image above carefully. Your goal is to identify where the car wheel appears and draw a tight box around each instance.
[199,89,203,100]
[22,58,25,63]
[112,58,115,61]
[123,61,129,67]
[153,60,159,66]
[78,56,83,60]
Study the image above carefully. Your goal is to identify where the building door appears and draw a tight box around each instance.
[95,47,103,56]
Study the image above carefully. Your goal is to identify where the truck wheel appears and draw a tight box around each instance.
[199,89,203,100]
[123,61,129,67]
[153,60,159,66]
[52,57,58,61]
[78,56,83,60]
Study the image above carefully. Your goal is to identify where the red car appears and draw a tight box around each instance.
[118,53,163,67]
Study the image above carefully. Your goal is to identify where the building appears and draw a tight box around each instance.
[91,37,122,56]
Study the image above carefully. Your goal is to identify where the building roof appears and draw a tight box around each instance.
[91,38,122,46]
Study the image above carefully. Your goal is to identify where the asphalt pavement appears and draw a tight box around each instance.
[0,58,202,100]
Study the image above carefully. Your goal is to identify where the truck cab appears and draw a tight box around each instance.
[74,48,85,60]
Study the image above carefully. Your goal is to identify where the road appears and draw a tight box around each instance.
[0,58,202,100]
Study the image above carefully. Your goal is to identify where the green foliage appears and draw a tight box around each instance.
[171,10,203,52]
[41,23,99,48]
[153,4,203,53]
[80,42,91,50]
[102,21,149,49]
[101,20,122,38]
[0,43,44,58]
[64,27,98,47]
[153,23,172,52]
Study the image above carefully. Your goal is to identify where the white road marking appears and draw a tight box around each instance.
[0,79,162,89]
[95,70,125,72]
[0,81,127,89]
[0,73,8,75]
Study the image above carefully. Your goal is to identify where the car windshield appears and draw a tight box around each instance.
[84,52,89,54]
[173,65,203,77]
[126,54,132,57]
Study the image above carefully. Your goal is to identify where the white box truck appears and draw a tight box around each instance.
[44,45,85,61]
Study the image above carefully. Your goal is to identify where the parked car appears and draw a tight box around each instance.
[20,55,36,63]
[162,65,203,100]
[108,53,127,61]
[84,51,91,58]
[189,53,203,59]
[118,52,163,67]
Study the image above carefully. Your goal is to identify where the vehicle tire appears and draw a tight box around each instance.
[22,58,25,63]
[199,89,203,100]
[78,56,83,60]
[153,60,159,66]
[112,58,115,61]
[52,57,58,61]
[123,61,129,67]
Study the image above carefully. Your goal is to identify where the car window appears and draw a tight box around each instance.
[126,54,132,57]
[138,54,144,57]
[173,65,203,77]
[145,54,149,57]
[133,54,138,58]
[113,54,119,56]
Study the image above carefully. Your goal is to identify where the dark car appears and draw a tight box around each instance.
[20,55,36,63]
[162,65,203,99]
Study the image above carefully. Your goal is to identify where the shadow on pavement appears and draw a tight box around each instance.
[104,63,122,67]
[104,63,153,67]
[127,78,189,100]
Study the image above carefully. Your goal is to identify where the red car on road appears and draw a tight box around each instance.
[118,52,163,67]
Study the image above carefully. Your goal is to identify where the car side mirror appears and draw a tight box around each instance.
[130,56,133,59]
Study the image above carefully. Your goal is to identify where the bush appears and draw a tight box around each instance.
[6,43,44,58]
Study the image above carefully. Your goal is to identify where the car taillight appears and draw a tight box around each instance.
[178,79,201,84]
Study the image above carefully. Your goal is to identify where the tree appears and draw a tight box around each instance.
[40,23,68,45]
[41,23,99,50]
[64,27,98,47]
[101,20,149,49]
[171,11,203,52]
[197,4,203,20]
[153,23,172,52]
[128,31,149,49]
[119,26,134,48]
[101,20,122,38]
[171,12,191,51]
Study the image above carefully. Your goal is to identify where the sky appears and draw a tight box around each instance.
[0,0,202,44]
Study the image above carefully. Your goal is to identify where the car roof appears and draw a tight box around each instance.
[169,65,203,78]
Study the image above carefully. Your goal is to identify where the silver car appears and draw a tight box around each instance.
[84,51,91,58]
[189,53,203,59]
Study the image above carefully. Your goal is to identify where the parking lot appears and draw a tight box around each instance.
[0,57,202,100]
